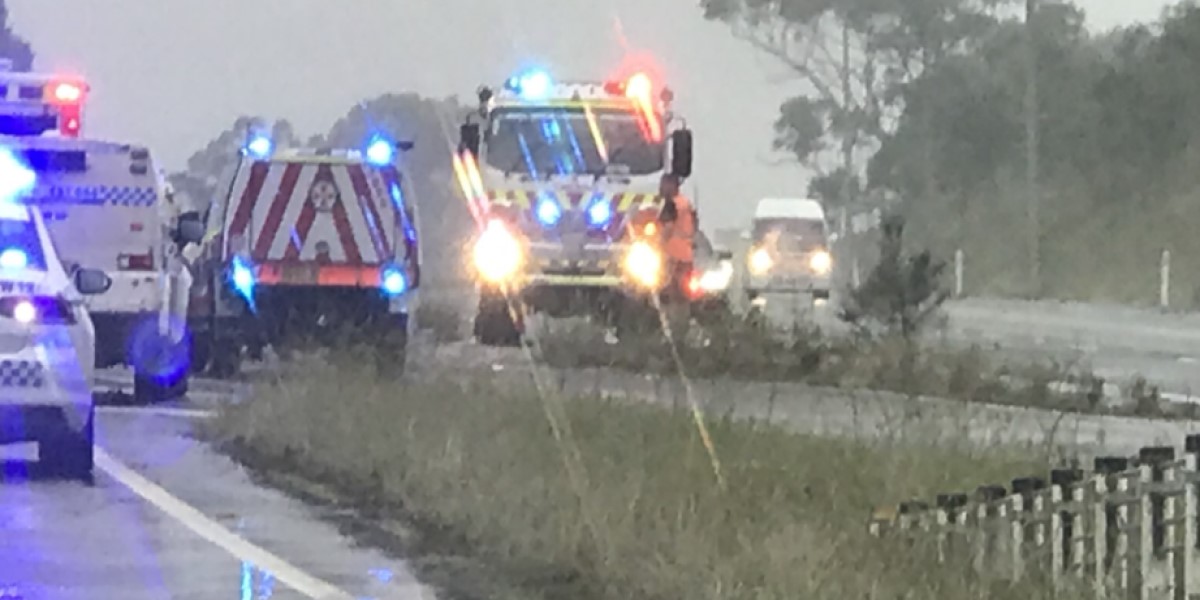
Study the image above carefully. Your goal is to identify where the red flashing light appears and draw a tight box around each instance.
[53,82,82,103]
[625,73,652,101]
[685,271,703,299]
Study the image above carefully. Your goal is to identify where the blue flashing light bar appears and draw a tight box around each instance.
[0,147,36,202]
[535,197,561,226]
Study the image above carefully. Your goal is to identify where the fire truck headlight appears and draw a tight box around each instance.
[809,250,832,274]
[748,247,773,275]
[624,241,662,289]
[473,220,522,284]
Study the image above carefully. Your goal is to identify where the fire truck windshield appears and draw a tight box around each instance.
[484,106,664,178]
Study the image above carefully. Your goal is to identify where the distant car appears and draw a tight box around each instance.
[0,196,112,481]
[743,197,833,302]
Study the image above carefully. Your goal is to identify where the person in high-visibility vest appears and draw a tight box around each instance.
[657,173,696,300]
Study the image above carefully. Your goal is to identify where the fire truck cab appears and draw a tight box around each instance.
[0,65,204,403]
[456,68,695,345]
[186,127,419,376]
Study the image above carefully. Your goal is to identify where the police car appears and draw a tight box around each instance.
[0,147,112,479]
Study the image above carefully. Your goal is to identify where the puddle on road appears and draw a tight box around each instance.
[240,560,398,600]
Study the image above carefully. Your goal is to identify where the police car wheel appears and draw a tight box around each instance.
[42,407,94,481]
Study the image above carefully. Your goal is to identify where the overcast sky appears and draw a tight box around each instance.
[5,0,1180,226]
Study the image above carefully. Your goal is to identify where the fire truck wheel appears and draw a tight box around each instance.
[474,294,520,347]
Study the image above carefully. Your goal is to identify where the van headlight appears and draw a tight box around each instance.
[809,250,832,274]
[473,220,523,284]
[749,247,773,275]
[624,241,662,289]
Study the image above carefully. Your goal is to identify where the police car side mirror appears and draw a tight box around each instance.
[716,249,733,261]
[74,268,112,295]
[176,211,205,245]
[670,129,693,179]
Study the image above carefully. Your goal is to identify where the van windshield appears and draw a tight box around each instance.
[752,218,826,252]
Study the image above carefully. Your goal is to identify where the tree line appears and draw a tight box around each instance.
[706,0,1200,305]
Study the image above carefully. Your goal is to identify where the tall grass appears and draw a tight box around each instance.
[210,356,1072,600]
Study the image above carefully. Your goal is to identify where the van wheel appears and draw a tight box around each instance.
[134,370,188,404]
[374,315,408,376]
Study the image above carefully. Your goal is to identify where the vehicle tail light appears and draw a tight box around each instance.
[118,252,154,270]
[0,296,76,325]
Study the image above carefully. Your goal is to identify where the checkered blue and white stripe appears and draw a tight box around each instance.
[0,360,45,388]
[31,184,158,207]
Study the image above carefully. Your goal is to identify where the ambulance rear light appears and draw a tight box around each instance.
[50,82,82,103]
[117,252,155,271]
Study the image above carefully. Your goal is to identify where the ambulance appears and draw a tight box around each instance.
[0,67,204,403]
[185,126,419,376]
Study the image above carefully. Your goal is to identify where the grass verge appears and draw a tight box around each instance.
[535,314,1192,420]
[206,355,1075,600]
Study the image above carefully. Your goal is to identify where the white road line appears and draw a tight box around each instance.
[97,406,216,419]
[95,448,354,600]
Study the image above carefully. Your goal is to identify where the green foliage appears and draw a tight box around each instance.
[0,1,32,71]
[717,0,1200,305]
[839,214,948,338]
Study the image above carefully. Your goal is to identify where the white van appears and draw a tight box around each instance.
[0,69,202,402]
[743,197,833,300]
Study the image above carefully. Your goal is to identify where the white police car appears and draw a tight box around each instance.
[0,184,111,480]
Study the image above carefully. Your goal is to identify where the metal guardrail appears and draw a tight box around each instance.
[870,436,1200,598]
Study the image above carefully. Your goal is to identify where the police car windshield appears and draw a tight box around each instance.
[485,106,664,177]
[0,217,46,270]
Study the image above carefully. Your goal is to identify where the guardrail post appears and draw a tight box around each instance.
[936,493,968,564]
[851,256,861,288]
[1052,468,1083,584]
[1160,249,1171,309]
[1097,456,1130,587]
[975,485,1007,575]
[1182,454,1197,598]
[1139,447,1175,555]
[955,248,964,298]
[1012,477,1045,580]
[1136,465,1153,600]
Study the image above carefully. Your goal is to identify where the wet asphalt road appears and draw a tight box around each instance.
[0,374,433,600]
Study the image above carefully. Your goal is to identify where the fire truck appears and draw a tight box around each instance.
[184,126,420,376]
[456,68,698,345]
[0,65,203,403]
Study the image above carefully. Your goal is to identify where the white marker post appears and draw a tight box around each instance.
[1160,249,1171,310]
[954,249,964,298]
